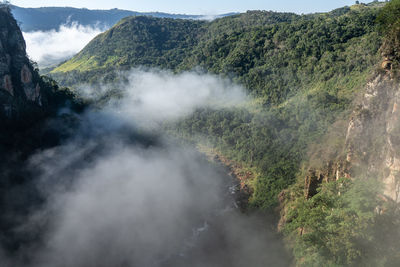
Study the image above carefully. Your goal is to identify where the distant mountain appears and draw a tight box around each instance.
[10,5,236,32]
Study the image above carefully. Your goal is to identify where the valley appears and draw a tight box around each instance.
[1,0,400,266]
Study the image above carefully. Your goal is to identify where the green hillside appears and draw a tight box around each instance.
[52,7,379,104]
[52,11,299,71]
[54,16,206,72]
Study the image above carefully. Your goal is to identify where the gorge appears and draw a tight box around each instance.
[1,1,400,266]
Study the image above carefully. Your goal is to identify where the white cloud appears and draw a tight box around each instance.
[0,69,289,266]
[77,69,248,129]
[23,22,104,68]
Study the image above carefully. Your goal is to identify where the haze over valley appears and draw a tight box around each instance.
[1,1,400,266]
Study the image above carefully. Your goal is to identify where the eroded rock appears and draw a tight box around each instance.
[2,74,13,95]
[0,6,47,121]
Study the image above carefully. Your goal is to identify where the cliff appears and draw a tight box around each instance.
[344,72,400,201]
[0,5,44,124]
[0,4,83,134]
[297,43,400,203]
[278,9,400,261]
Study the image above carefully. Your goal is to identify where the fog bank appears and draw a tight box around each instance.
[77,69,248,128]
[23,22,104,67]
[0,70,290,266]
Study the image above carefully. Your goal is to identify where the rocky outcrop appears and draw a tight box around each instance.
[0,5,44,124]
[344,72,400,202]
[300,71,400,203]
[279,71,400,233]
[304,160,351,199]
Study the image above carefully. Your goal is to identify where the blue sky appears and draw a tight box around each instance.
[11,0,360,15]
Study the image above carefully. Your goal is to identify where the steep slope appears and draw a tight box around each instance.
[279,71,400,266]
[279,2,400,265]
[0,5,82,131]
[0,5,69,128]
[54,16,206,73]
[0,4,42,119]
[345,73,400,200]
[51,10,299,77]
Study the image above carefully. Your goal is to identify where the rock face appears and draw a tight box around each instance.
[304,160,351,199]
[301,72,400,202]
[344,73,400,202]
[0,5,44,124]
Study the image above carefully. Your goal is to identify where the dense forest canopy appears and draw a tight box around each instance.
[51,6,380,105]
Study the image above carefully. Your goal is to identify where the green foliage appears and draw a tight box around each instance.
[170,107,299,208]
[40,75,86,113]
[377,0,400,76]
[170,8,380,210]
[171,67,370,210]
[284,178,400,266]
[181,8,379,105]
[376,0,400,33]
[53,7,381,105]
[53,16,205,72]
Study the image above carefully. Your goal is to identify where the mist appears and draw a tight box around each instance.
[0,70,290,266]
[77,69,248,129]
[23,22,104,67]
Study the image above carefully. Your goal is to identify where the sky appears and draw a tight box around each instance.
[10,0,359,15]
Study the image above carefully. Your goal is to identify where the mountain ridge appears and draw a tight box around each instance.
[11,5,236,32]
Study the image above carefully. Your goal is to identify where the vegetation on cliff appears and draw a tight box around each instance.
[283,178,400,266]
[281,2,400,266]
[377,0,400,76]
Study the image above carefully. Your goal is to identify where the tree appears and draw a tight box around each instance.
[377,0,400,32]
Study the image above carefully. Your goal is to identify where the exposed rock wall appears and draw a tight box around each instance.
[300,72,400,202]
[0,5,44,124]
[345,73,400,201]
[304,160,351,199]
[279,72,400,232]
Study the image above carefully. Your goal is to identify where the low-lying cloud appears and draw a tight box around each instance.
[0,70,289,266]
[23,22,104,68]
[78,69,248,129]
[29,143,222,267]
